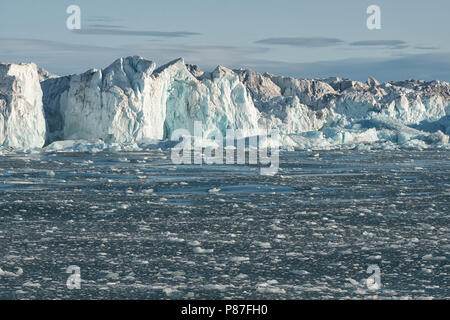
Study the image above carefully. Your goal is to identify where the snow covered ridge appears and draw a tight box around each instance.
[1,56,449,152]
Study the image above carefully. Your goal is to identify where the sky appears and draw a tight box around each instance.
[1,0,449,82]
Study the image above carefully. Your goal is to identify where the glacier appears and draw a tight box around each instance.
[0,63,46,149]
[41,56,260,146]
[1,56,449,151]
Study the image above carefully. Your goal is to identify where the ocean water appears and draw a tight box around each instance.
[0,150,448,299]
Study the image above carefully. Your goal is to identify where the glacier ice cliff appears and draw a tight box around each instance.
[0,63,46,148]
[234,69,449,149]
[41,56,260,145]
[1,56,450,151]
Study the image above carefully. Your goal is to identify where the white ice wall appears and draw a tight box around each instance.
[2,57,449,150]
[0,63,46,148]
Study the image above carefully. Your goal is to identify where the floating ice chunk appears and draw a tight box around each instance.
[253,241,271,249]
[256,281,286,294]
[270,224,283,231]
[203,284,227,291]
[229,256,250,263]
[44,139,141,153]
[23,281,41,288]
[46,170,55,177]
[0,267,23,277]
[193,247,214,254]
[166,237,185,243]
[292,269,310,276]
[163,287,179,296]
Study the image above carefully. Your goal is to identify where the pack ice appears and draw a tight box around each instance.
[0,63,46,148]
[1,56,450,151]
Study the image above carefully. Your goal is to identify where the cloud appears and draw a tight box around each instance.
[128,43,271,68]
[350,40,408,49]
[72,27,200,38]
[1,37,447,82]
[255,37,344,48]
[414,45,439,50]
[255,37,412,50]
[87,24,127,29]
[75,15,200,38]
[85,16,122,23]
[241,52,450,82]
[0,38,116,52]
[0,38,122,75]
[0,38,269,76]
